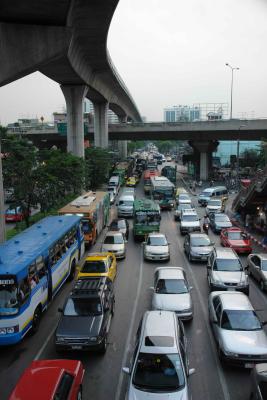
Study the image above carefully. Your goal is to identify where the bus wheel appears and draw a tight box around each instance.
[32,307,41,334]
[68,260,76,281]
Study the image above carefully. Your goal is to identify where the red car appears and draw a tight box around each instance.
[220,227,252,254]
[9,359,84,400]
[5,206,25,223]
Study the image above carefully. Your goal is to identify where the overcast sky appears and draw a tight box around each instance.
[0,0,267,125]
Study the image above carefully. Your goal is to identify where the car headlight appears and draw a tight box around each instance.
[223,350,239,357]
[0,328,7,335]
[90,336,100,342]
[211,277,223,285]
[190,250,199,256]
[56,336,65,343]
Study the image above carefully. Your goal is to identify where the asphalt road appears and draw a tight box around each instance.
[1,167,267,400]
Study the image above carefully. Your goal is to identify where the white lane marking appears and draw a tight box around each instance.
[167,212,231,400]
[115,248,144,400]
[34,325,57,360]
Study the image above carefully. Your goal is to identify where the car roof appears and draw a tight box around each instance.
[182,209,197,215]
[214,213,229,218]
[148,232,166,238]
[189,232,209,239]
[212,291,253,311]
[140,311,178,354]
[214,247,238,259]
[105,231,123,236]
[224,227,242,232]
[155,267,185,280]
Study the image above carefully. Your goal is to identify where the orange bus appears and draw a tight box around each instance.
[143,169,159,195]
[59,191,110,247]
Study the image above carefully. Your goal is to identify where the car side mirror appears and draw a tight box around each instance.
[212,316,218,324]
[142,242,146,245]
[189,286,193,291]
[122,367,130,375]
[188,368,195,376]
[58,307,63,313]
[149,286,154,290]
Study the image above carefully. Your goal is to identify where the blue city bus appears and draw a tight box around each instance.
[0,215,84,345]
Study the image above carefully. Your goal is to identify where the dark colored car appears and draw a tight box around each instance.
[8,359,84,400]
[55,277,115,353]
[209,213,232,234]
[109,218,129,240]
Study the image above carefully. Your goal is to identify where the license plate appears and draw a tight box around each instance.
[201,256,207,260]
[227,287,235,291]
[71,345,82,350]
[245,363,254,368]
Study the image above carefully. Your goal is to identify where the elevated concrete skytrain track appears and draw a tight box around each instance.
[0,0,142,156]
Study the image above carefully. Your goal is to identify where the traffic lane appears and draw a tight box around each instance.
[163,211,231,400]
[207,221,267,400]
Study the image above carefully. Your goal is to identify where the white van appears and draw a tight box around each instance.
[117,194,135,217]
[198,186,228,206]
[108,176,120,191]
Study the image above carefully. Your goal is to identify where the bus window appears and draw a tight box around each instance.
[0,281,19,313]
[28,262,39,289]
[18,278,30,304]
[36,256,46,279]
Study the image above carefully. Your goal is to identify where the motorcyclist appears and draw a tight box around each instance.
[203,214,210,233]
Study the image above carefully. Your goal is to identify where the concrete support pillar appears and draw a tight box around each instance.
[118,115,128,159]
[189,140,219,181]
[118,141,128,159]
[61,84,88,158]
[93,101,109,148]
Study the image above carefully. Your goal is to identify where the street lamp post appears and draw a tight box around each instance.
[225,63,240,119]
[0,140,6,243]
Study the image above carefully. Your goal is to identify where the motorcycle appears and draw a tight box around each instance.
[203,223,209,234]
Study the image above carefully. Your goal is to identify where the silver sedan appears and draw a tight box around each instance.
[247,253,267,292]
[143,233,170,261]
[208,291,267,367]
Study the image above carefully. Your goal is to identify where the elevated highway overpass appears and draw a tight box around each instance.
[0,0,142,156]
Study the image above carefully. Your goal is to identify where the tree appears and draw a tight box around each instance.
[2,137,38,227]
[128,141,146,153]
[85,147,111,190]
[240,148,260,168]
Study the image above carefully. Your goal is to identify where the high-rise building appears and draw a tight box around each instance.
[164,105,200,122]
[84,99,119,124]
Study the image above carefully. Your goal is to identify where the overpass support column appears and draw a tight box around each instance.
[93,101,109,148]
[190,141,219,181]
[118,115,128,159]
[61,84,88,158]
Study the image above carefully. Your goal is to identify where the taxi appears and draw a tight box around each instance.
[175,187,187,201]
[77,252,117,281]
[220,227,252,254]
[126,176,137,187]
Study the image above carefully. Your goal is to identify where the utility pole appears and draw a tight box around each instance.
[0,140,6,243]
[225,63,240,119]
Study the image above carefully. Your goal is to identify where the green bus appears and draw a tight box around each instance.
[161,165,177,185]
[150,176,175,210]
[133,199,161,241]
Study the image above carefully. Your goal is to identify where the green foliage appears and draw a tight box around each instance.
[155,141,174,153]
[85,147,111,190]
[128,141,146,152]
[240,148,260,168]
[0,125,7,140]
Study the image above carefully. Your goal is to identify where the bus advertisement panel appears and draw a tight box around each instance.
[0,215,84,345]
[59,191,110,247]
[133,199,161,241]
[150,176,175,210]
[143,169,159,195]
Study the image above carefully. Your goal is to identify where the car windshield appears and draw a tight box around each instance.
[64,298,102,316]
[262,261,267,271]
[200,191,212,197]
[213,258,243,271]
[208,200,221,206]
[119,200,133,207]
[215,215,230,222]
[117,220,126,229]
[6,208,20,215]
[104,235,124,244]
[179,195,190,200]
[156,279,188,294]
[147,236,167,246]
[132,353,185,392]
[191,236,211,246]
[81,260,107,273]
[0,282,19,315]
[182,215,198,222]
[221,310,262,331]
[228,231,244,240]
